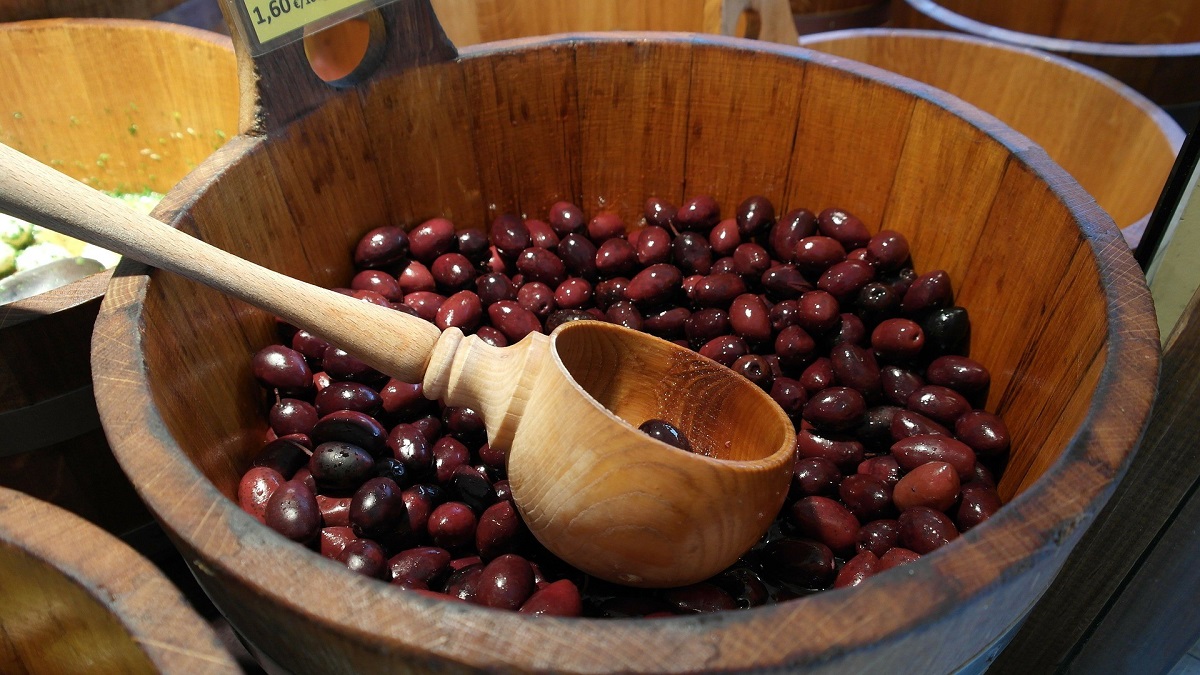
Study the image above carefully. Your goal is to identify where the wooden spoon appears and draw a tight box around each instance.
[0,143,796,588]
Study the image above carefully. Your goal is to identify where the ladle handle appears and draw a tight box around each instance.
[0,143,443,383]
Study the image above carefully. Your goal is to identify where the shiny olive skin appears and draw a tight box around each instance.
[803,386,867,432]
[791,496,860,555]
[795,428,865,471]
[817,207,870,249]
[252,345,312,394]
[955,410,1011,458]
[490,214,531,257]
[891,409,951,441]
[901,270,954,313]
[866,230,910,271]
[239,467,284,524]
[253,438,310,478]
[834,551,879,589]
[907,385,971,426]
[350,477,410,544]
[957,483,1003,531]
[733,355,774,392]
[313,382,381,418]
[389,546,453,587]
[626,263,683,306]
[793,236,846,276]
[676,195,720,232]
[891,434,977,479]
[893,461,960,512]
[638,419,692,451]
[477,554,536,611]
[309,442,376,491]
[919,306,971,357]
[791,457,841,499]
[736,195,775,237]
[761,538,836,589]
[264,479,321,543]
[857,519,900,557]
[476,500,522,560]
[353,226,409,269]
[729,293,772,342]
[520,579,584,617]
[311,410,388,457]
[898,506,959,554]
[549,201,587,235]
[871,318,925,362]
[839,474,893,521]
[830,344,881,398]
[341,539,389,579]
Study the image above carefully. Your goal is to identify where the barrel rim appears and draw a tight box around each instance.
[0,486,240,673]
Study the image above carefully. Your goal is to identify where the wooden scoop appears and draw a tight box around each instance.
[0,143,795,588]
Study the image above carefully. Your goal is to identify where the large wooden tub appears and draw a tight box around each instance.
[90,2,1158,672]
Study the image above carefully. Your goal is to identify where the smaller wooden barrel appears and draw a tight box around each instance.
[0,487,240,674]
[798,28,1186,247]
[0,0,190,21]
[790,0,891,35]
[430,0,800,47]
[0,19,238,545]
[891,0,1200,128]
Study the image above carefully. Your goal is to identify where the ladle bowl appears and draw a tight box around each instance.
[0,142,795,589]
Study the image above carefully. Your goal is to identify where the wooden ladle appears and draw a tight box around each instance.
[0,143,795,588]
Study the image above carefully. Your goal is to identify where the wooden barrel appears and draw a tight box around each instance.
[0,19,238,545]
[891,0,1200,128]
[90,2,1158,672]
[790,0,892,35]
[430,0,801,46]
[0,487,240,674]
[798,28,1185,248]
[0,0,190,21]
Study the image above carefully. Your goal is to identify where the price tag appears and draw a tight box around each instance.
[234,0,376,51]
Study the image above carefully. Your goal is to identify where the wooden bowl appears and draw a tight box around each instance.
[890,0,1200,128]
[90,1,1159,672]
[0,487,240,674]
[798,28,1186,248]
[0,19,237,544]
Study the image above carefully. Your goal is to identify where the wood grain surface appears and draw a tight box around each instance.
[0,0,186,21]
[798,28,1185,248]
[788,0,892,34]
[891,0,1200,121]
[988,126,1200,675]
[85,0,1158,671]
[0,19,237,542]
[430,0,800,47]
[0,487,240,674]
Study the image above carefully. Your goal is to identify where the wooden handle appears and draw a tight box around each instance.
[218,0,457,134]
[0,143,443,383]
